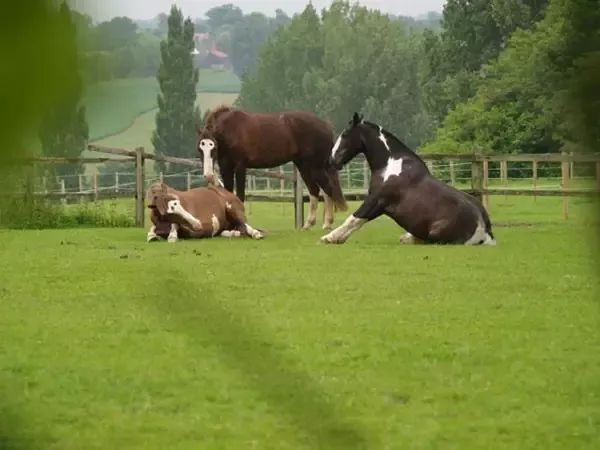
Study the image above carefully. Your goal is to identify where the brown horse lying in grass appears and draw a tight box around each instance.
[146,182,264,242]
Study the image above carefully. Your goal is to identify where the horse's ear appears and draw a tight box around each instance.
[352,112,361,127]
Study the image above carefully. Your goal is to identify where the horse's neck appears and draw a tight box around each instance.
[363,131,393,171]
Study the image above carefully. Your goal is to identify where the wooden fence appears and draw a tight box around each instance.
[9,146,600,228]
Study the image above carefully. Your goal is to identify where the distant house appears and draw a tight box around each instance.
[202,47,232,71]
[193,33,232,71]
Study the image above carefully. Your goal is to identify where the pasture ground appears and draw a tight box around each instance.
[1,197,599,449]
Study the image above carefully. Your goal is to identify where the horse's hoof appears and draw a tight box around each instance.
[147,234,160,242]
[320,234,344,244]
[302,222,316,230]
[167,236,178,243]
[322,223,333,231]
[251,230,264,239]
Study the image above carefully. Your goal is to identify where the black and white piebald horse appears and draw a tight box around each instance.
[321,113,496,246]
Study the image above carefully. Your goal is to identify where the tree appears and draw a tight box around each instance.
[152,5,199,172]
[230,12,272,77]
[205,4,243,31]
[38,1,89,190]
[422,0,600,155]
[237,1,432,147]
[422,0,550,125]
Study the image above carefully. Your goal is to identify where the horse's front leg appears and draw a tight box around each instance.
[167,223,179,243]
[221,166,235,193]
[146,225,159,242]
[320,195,383,244]
[235,167,247,202]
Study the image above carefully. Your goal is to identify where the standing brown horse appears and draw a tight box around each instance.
[197,105,347,230]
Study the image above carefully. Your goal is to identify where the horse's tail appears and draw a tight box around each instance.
[326,166,348,212]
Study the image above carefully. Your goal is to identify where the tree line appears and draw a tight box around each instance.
[238,0,600,155]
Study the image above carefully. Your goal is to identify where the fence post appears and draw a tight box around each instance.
[561,154,569,221]
[482,159,489,210]
[115,172,119,193]
[60,179,66,204]
[42,176,47,194]
[93,173,98,202]
[159,171,164,183]
[471,156,484,202]
[293,167,304,229]
[363,159,369,189]
[279,166,285,195]
[345,166,351,190]
[532,160,538,202]
[78,174,83,193]
[449,161,456,186]
[500,160,508,185]
[135,147,145,227]
[186,172,192,190]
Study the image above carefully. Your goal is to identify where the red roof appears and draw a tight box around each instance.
[194,32,210,41]
[209,48,228,59]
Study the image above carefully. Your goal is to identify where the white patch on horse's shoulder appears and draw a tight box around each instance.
[225,201,232,210]
[331,134,342,158]
[211,214,220,236]
[378,126,390,152]
[382,157,403,182]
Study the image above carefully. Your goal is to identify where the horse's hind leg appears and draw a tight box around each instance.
[296,166,320,230]
[224,198,264,240]
[313,169,337,230]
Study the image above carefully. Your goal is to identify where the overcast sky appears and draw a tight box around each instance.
[74,1,445,22]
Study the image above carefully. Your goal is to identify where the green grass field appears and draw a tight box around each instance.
[93,92,238,155]
[1,197,599,449]
[85,70,240,141]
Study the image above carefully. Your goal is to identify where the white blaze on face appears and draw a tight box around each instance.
[331,134,342,158]
[382,157,403,182]
[378,126,390,152]
[199,138,216,177]
[167,199,202,229]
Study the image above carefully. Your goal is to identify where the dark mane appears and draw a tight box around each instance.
[204,104,236,130]
[362,121,423,161]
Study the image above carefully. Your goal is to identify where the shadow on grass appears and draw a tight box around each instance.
[0,400,44,450]
[149,272,375,449]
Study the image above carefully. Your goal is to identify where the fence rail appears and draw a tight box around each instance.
[10,147,600,228]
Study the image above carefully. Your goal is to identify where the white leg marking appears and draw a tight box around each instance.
[303,194,319,229]
[245,223,264,239]
[320,214,366,244]
[399,232,416,245]
[322,193,334,230]
[167,223,179,243]
[221,230,242,238]
[331,134,342,158]
[382,157,403,182]
[465,219,496,246]
[211,214,220,236]
[167,199,202,230]
[146,225,159,242]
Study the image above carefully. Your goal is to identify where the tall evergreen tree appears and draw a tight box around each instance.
[152,5,199,172]
[38,1,89,190]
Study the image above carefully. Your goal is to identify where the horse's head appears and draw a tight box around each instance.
[330,112,366,170]
[197,127,218,185]
[146,182,178,216]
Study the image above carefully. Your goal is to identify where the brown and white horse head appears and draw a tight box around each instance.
[330,112,366,170]
[197,128,218,185]
[146,182,176,216]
